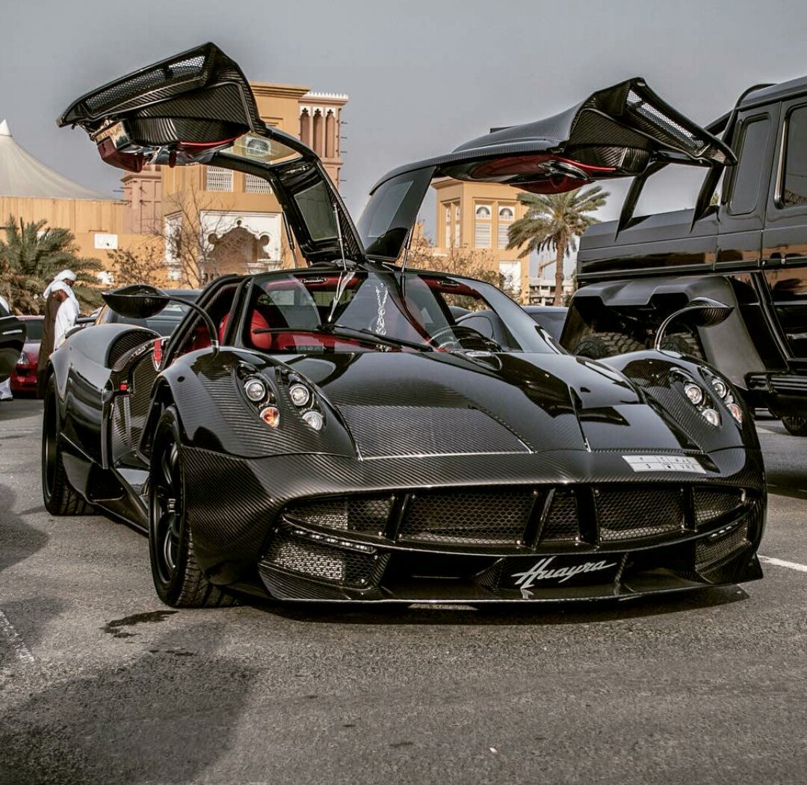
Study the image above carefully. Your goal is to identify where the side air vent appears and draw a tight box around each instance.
[108,329,158,369]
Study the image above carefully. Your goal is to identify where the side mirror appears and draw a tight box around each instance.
[654,297,734,352]
[102,284,170,319]
[101,284,219,350]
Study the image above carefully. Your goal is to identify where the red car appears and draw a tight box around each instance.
[10,316,43,395]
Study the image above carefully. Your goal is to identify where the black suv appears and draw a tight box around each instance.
[561,74,807,434]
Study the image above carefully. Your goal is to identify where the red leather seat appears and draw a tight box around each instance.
[219,310,274,350]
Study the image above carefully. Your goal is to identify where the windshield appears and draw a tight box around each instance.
[241,270,558,355]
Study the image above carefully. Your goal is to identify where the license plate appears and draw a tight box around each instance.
[504,553,621,591]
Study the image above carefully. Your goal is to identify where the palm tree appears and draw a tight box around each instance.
[506,186,608,305]
[0,216,102,313]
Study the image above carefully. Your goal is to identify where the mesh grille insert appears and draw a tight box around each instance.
[540,490,579,543]
[264,532,377,587]
[85,56,206,114]
[694,488,744,527]
[398,489,535,546]
[696,522,750,571]
[284,496,392,535]
[596,487,685,542]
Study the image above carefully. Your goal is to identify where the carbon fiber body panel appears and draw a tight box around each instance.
[181,441,764,596]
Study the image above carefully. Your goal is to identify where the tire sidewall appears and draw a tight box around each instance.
[148,406,191,605]
[41,376,58,509]
[781,415,807,436]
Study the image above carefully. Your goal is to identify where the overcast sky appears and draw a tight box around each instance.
[2,0,807,235]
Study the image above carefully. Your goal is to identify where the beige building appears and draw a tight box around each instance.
[432,178,572,304]
[432,178,530,301]
[0,120,147,265]
[0,83,347,284]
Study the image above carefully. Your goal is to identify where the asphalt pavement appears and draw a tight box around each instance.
[1,398,806,785]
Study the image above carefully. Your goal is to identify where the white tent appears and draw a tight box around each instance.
[0,120,111,200]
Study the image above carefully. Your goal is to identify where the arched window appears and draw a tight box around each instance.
[474,204,491,248]
[300,109,311,146]
[498,204,515,249]
[325,110,335,158]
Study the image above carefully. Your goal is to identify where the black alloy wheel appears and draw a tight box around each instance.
[41,376,93,515]
[148,406,236,607]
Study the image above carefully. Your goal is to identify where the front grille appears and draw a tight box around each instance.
[540,490,580,543]
[279,483,752,551]
[264,531,379,588]
[398,489,536,547]
[696,522,750,571]
[596,487,685,542]
[285,496,392,535]
[694,488,745,527]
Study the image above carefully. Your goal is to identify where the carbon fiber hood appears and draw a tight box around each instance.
[286,351,712,459]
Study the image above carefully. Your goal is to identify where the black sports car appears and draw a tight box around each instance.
[43,43,765,607]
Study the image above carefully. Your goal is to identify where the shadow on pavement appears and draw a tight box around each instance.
[0,398,42,423]
[0,624,257,785]
[765,467,807,500]
[0,484,48,576]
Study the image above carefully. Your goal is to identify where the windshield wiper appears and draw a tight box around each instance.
[321,323,433,351]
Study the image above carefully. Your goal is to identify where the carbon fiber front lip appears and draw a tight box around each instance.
[256,544,763,603]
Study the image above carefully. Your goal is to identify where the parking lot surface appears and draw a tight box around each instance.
[1,399,806,785]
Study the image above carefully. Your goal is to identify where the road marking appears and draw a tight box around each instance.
[759,555,807,573]
[0,610,35,664]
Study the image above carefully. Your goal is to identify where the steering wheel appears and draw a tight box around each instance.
[429,325,501,352]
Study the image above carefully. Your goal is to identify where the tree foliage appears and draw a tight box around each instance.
[0,216,102,313]
[506,186,608,305]
[162,182,239,288]
[107,242,169,287]
[402,225,503,288]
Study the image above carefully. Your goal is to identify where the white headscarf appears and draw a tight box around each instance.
[44,269,78,301]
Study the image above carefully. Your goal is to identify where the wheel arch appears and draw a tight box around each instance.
[564,275,767,389]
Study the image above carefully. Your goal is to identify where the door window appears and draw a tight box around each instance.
[779,105,807,208]
[727,116,771,216]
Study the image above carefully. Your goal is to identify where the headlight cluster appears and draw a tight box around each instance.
[17,351,30,366]
[288,375,325,431]
[239,367,325,432]
[707,374,744,425]
[677,370,743,426]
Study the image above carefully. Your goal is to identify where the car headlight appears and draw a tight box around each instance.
[17,351,29,365]
[675,368,742,427]
[244,377,268,402]
[302,410,324,431]
[684,383,704,405]
[711,378,728,399]
[289,383,311,407]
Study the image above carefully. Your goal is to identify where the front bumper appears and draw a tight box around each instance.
[181,446,765,602]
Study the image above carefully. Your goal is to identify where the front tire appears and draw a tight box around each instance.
[42,376,93,516]
[148,406,236,607]
[574,331,643,359]
[660,331,704,360]
[781,415,807,436]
